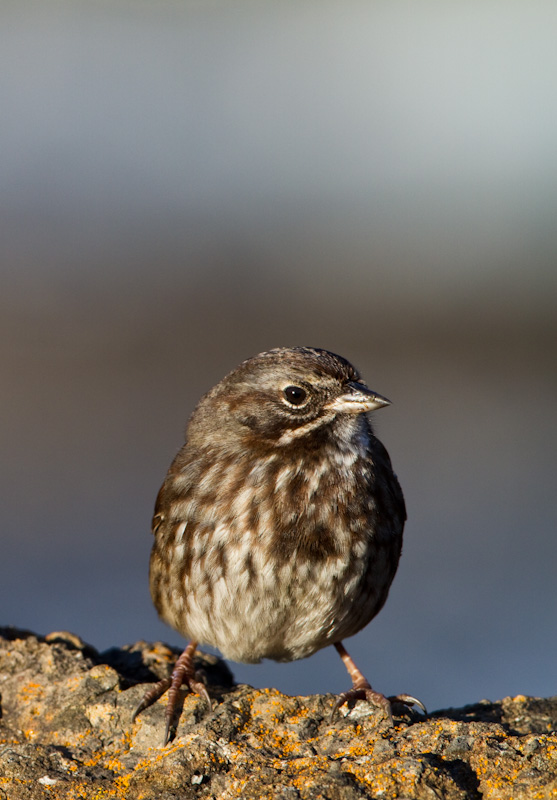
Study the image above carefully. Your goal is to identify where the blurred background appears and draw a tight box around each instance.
[2,0,556,712]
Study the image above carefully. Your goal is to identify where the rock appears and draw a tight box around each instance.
[0,626,556,799]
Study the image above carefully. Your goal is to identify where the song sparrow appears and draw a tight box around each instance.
[134,347,423,743]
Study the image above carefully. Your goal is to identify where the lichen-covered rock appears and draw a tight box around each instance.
[0,627,556,799]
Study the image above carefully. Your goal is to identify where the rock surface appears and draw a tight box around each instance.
[0,627,556,799]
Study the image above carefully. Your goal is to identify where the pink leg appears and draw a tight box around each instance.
[132,641,212,744]
[331,641,426,723]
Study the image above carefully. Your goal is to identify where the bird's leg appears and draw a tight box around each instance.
[331,641,426,723]
[132,640,212,744]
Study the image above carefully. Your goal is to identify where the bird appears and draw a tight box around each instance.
[133,347,424,743]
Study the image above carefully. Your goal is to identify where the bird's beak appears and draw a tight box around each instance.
[325,381,391,414]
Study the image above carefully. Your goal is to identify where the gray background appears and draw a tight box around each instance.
[2,0,556,712]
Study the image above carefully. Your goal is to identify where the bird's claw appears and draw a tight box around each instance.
[331,688,427,724]
[387,693,427,715]
[132,641,212,745]
[163,674,212,746]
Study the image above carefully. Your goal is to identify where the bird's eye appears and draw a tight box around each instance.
[283,385,308,406]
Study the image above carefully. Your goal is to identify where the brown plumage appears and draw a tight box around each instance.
[134,347,424,743]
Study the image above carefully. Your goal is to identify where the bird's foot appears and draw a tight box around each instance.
[331,683,394,723]
[132,641,211,744]
[331,641,426,724]
[331,686,426,723]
